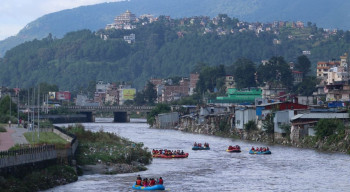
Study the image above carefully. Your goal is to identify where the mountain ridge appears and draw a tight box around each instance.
[1,0,350,57]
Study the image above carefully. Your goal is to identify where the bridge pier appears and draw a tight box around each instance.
[81,112,94,122]
[113,112,130,123]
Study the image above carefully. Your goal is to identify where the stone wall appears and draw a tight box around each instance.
[178,114,233,135]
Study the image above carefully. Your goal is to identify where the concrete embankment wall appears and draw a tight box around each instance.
[41,114,88,124]
[0,126,78,177]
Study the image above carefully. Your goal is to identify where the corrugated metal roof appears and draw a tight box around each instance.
[256,102,282,107]
[291,113,349,121]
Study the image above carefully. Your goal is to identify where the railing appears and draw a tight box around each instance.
[0,145,57,168]
[0,126,79,169]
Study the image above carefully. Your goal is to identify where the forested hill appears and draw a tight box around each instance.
[1,0,350,57]
[1,16,350,91]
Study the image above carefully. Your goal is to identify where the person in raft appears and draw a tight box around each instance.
[136,175,142,185]
[158,177,164,185]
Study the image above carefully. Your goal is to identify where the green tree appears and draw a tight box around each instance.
[292,76,317,96]
[295,55,311,77]
[233,58,257,89]
[0,95,17,123]
[314,119,345,140]
[143,81,157,104]
[257,56,293,89]
[134,92,146,105]
[263,113,274,134]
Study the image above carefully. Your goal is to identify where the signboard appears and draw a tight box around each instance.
[56,91,71,101]
[49,92,56,100]
[122,89,136,100]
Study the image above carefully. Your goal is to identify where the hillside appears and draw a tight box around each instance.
[1,15,350,92]
[1,0,350,56]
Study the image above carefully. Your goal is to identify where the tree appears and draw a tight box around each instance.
[143,81,157,104]
[292,76,317,96]
[295,55,311,77]
[0,95,17,123]
[134,92,146,105]
[233,58,257,89]
[262,113,274,134]
[314,119,344,140]
[257,56,293,89]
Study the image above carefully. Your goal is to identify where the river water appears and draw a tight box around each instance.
[47,118,350,192]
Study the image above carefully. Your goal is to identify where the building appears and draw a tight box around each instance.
[225,75,235,90]
[189,73,199,95]
[114,10,136,24]
[213,88,262,104]
[235,108,256,130]
[105,83,119,105]
[274,110,294,134]
[316,53,348,79]
[118,84,136,105]
[124,33,135,44]
[290,113,349,143]
[292,71,303,85]
[162,79,189,102]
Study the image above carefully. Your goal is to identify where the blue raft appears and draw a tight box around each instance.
[249,150,272,155]
[132,184,165,191]
[192,146,210,150]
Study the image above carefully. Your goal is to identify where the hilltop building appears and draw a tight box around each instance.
[106,10,137,30]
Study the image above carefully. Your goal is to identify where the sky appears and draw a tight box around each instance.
[0,0,122,41]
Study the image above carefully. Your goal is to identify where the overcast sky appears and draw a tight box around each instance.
[0,0,122,41]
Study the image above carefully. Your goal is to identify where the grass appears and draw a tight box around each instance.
[23,132,70,148]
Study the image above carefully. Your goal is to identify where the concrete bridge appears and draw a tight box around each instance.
[21,105,155,123]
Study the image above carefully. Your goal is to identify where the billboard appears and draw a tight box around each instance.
[122,89,136,100]
[49,92,56,100]
[56,91,71,101]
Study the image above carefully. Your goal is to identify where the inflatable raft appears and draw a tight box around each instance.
[132,184,165,191]
[249,150,272,155]
[192,146,210,150]
[152,153,189,158]
[226,148,241,153]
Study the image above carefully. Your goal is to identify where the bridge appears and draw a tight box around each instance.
[21,105,155,123]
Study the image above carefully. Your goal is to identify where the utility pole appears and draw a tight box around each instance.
[17,85,19,127]
[27,90,29,129]
[37,84,40,140]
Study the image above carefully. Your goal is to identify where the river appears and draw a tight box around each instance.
[47,118,350,192]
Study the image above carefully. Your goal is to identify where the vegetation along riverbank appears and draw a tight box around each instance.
[66,124,152,175]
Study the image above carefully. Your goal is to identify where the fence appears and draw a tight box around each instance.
[0,145,56,168]
[0,126,78,170]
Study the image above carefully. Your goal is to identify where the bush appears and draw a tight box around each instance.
[244,120,257,131]
[0,125,6,132]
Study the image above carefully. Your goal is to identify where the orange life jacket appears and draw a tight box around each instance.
[136,180,142,185]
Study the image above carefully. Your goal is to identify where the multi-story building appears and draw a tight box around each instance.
[225,75,235,90]
[114,10,136,24]
[189,73,199,95]
[316,53,348,79]
[162,78,189,102]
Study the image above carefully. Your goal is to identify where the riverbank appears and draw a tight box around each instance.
[169,115,350,154]
[66,124,152,175]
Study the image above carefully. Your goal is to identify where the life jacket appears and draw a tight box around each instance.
[136,180,142,185]
[150,180,156,186]
[158,179,163,184]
